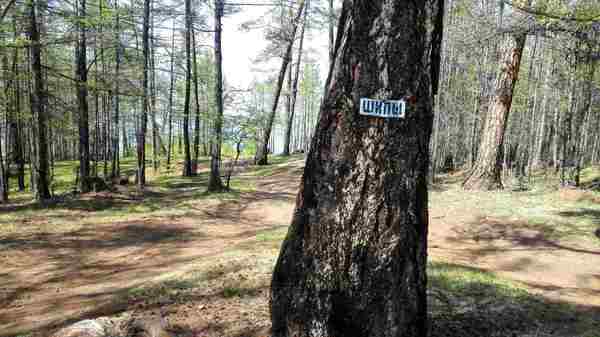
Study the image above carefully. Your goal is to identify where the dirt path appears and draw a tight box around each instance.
[0,161,302,336]
[428,186,600,308]
[0,160,598,336]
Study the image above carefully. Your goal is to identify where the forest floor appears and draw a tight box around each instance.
[0,155,599,337]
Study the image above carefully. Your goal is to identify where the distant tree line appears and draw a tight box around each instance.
[431,0,599,190]
[0,0,333,202]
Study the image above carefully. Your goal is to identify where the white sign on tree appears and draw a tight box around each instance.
[360,98,406,118]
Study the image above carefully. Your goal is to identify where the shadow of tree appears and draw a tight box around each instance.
[78,258,599,337]
[450,214,600,257]
[558,209,600,238]
[428,262,599,337]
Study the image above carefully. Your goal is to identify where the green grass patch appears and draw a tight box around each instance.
[580,166,600,187]
[428,262,599,337]
[429,175,600,245]
[255,227,288,243]
[123,240,598,337]
[222,285,243,298]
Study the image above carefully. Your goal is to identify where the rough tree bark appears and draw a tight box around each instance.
[207,0,224,192]
[270,0,444,336]
[254,0,306,165]
[462,31,526,190]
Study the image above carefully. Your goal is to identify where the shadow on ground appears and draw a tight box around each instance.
[428,262,599,337]
[450,213,600,257]
[95,254,600,337]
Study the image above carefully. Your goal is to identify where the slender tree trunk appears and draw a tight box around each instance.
[192,28,202,166]
[551,85,561,171]
[0,155,7,203]
[207,0,224,191]
[462,32,526,190]
[533,46,554,169]
[271,0,444,336]
[0,0,16,24]
[77,0,91,192]
[560,69,576,185]
[328,0,334,62]
[182,0,193,177]
[12,34,24,191]
[111,0,121,178]
[100,0,108,178]
[283,0,308,156]
[1,53,11,202]
[93,61,99,178]
[571,60,595,186]
[282,63,293,155]
[255,0,306,165]
[138,0,150,188]
[150,0,159,172]
[29,0,51,200]
[122,122,128,157]
[0,90,7,202]
[167,21,176,171]
[178,119,182,155]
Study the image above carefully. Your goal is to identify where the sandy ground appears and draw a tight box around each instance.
[0,159,598,336]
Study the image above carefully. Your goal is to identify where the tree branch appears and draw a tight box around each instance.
[0,0,16,24]
[502,0,600,23]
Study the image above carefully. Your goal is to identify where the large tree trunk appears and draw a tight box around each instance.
[462,32,526,190]
[270,0,444,336]
[77,0,91,192]
[207,0,224,192]
[254,0,306,165]
[29,0,51,200]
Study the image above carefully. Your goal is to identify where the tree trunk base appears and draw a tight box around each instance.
[462,168,503,191]
[207,179,225,193]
